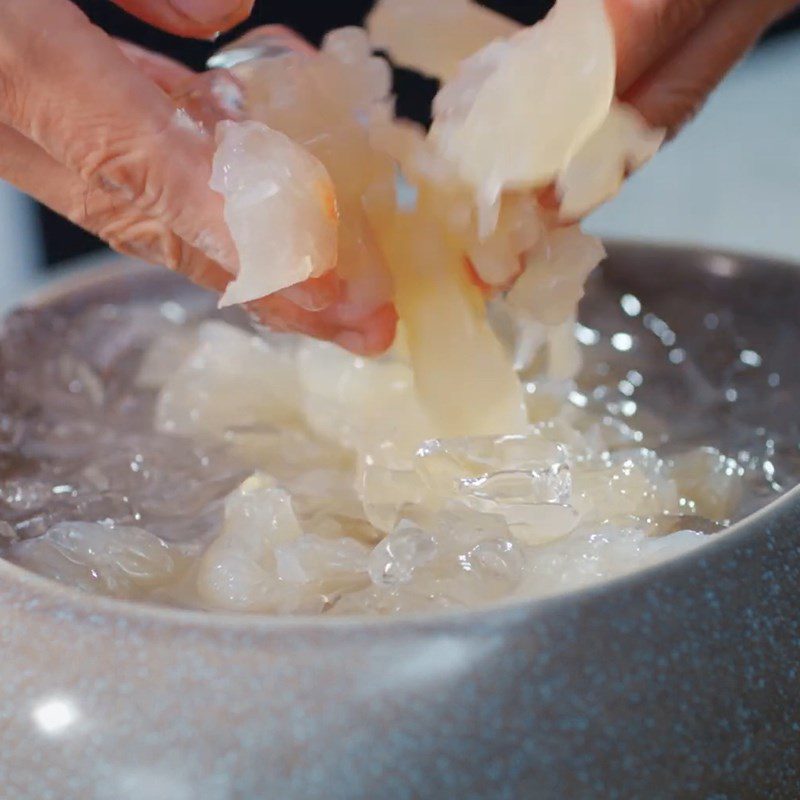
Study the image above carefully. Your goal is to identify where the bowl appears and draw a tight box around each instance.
[1,242,799,799]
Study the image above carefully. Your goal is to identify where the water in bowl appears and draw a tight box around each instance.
[0,261,796,615]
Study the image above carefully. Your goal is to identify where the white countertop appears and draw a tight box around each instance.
[1,32,798,313]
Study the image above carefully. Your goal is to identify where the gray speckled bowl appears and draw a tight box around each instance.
[1,243,799,800]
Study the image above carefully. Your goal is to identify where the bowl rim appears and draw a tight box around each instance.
[2,238,798,635]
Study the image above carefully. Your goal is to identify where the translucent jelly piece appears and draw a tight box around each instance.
[0,520,16,542]
[136,328,198,390]
[367,520,438,586]
[573,449,680,522]
[366,0,520,81]
[466,194,543,287]
[431,0,615,199]
[460,536,525,586]
[10,522,176,597]
[395,505,526,603]
[288,467,365,524]
[415,431,569,494]
[0,479,53,513]
[223,473,302,550]
[460,498,580,545]
[228,40,397,318]
[210,120,338,306]
[558,103,665,220]
[380,212,527,437]
[322,26,373,64]
[297,339,436,454]
[156,321,301,440]
[459,465,571,505]
[430,503,512,545]
[360,462,426,533]
[224,427,350,480]
[275,534,369,585]
[546,317,584,381]
[670,447,745,521]
[196,473,304,611]
[517,524,708,599]
[507,227,606,327]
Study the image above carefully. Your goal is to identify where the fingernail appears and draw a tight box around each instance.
[170,0,243,25]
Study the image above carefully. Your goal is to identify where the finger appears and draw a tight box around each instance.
[606,0,719,94]
[0,0,237,272]
[279,272,344,312]
[622,0,792,134]
[115,40,247,135]
[332,304,399,356]
[111,0,254,40]
[0,8,391,350]
[0,121,232,294]
[115,40,196,93]
[250,295,398,356]
[0,121,392,351]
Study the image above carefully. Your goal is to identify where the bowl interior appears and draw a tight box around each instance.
[0,242,799,621]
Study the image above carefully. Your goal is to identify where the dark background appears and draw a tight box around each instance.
[41,0,800,267]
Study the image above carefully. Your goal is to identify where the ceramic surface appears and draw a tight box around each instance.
[1,243,799,800]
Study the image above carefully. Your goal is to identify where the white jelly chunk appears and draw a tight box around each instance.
[211,120,338,306]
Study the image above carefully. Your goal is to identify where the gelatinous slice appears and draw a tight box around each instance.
[366,0,520,80]
[506,226,606,326]
[670,447,744,521]
[557,103,666,219]
[431,0,615,201]
[230,43,397,318]
[156,321,301,439]
[10,522,176,597]
[210,120,338,307]
[196,472,306,612]
[381,211,527,437]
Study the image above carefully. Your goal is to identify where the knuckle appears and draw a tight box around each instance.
[78,132,162,211]
[97,211,175,266]
[73,113,177,224]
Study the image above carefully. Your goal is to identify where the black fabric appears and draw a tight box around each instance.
[35,1,800,266]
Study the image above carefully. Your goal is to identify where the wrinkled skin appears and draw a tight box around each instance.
[0,1,395,355]
[0,0,796,354]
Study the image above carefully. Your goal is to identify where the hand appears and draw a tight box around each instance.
[0,2,396,355]
[0,0,252,293]
[607,0,799,135]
